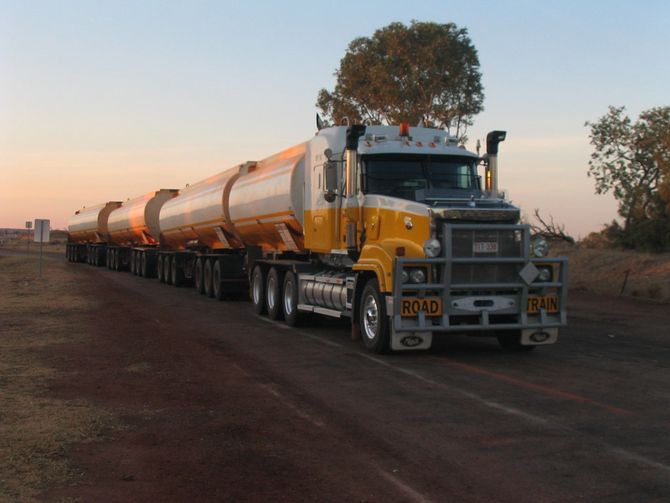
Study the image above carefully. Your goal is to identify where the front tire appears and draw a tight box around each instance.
[360,278,390,354]
[251,265,266,315]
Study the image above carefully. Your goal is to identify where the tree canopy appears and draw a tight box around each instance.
[317,21,484,140]
[586,106,670,251]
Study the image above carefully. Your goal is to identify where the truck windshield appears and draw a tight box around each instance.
[362,154,480,201]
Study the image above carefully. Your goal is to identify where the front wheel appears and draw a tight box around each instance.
[497,330,536,352]
[360,278,390,354]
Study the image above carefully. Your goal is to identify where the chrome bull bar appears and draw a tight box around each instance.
[391,223,568,333]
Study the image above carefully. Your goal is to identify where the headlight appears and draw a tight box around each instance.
[409,268,426,284]
[531,237,549,258]
[423,238,441,258]
[400,269,409,283]
[537,266,552,282]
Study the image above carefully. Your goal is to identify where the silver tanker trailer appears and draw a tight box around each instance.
[104,189,178,275]
[66,201,121,264]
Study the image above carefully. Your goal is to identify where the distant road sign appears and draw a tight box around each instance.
[25,221,32,229]
[34,219,50,243]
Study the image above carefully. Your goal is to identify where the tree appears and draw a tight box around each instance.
[530,209,575,244]
[586,106,670,251]
[317,21,484,140]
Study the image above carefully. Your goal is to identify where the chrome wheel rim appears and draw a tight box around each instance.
[363,294,379,341]
[284,279,294,315]
[267,276,276,310]
[252,271,262,305]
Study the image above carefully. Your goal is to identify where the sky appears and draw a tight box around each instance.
[1,0,669,238]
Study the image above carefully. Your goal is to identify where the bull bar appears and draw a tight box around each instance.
[392,224,568,333]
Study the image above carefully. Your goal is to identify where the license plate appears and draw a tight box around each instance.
[527,295,560,314]
[400,297,443,317]
[473,241,498,253]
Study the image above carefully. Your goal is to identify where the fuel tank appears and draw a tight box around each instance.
[158,164,247,250]
[228,143,306,252]
[67,201,122,244]
[108,189,178,247]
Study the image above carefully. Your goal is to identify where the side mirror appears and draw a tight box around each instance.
[324,161,338,203]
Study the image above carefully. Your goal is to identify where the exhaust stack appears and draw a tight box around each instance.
[344,125,366,253]
[486,130,506,198]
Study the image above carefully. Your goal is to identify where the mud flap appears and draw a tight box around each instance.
[521,327,559,346]
[391,326,433,351]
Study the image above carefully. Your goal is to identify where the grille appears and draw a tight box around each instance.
[449,227,524,284]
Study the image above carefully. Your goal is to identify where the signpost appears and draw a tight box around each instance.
[25,221,32,254]
[34,219,50,277]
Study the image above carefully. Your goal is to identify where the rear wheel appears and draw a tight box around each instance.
[360,278,390,354]
[497,330,536,352]
[251,265,266,314]
[282,271,301,326]
[157,255,164,283]
[203,259,214,297]
[163,255,172,285]
[194,258,205,294]
[140,252,148,278]
[135,252,142,277]
[266,268,284,320]
[171,256,183,287]
[213,259,227,300]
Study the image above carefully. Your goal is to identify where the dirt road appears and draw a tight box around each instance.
[5,252,670,502]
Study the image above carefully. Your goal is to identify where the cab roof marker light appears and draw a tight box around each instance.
[399,122,410,137]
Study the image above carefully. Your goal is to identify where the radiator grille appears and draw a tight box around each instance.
[450,228,523,284]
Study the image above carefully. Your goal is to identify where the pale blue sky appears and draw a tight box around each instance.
[1,0,669,236]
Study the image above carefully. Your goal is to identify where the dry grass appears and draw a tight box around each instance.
[552,243,670,302]
[0,255,120,502]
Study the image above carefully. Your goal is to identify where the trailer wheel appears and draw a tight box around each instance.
[163,255,172,285]
[213,259,227,300]
[203,259,214,297]
[497,330,535,352]
[136,252,143,276]
[157,255,164,282]
[140,252,149,278]
[282,271,301,326]
[360,278,390,353]
[194,258,204,294]
[172,256,183,287]
[266,268,284,320]
[251,265,266,315]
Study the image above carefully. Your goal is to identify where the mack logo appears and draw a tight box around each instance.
[530,331,550,343]
[401,335,424,347]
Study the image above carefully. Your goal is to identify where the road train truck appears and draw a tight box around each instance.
[66,123,567,352]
